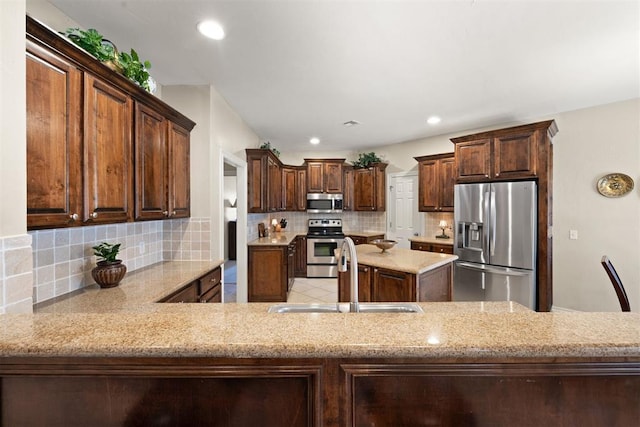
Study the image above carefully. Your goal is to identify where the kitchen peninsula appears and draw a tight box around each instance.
[0,261,638,425]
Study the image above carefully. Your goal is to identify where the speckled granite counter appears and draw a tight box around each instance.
[410,236,454,246]
[345,230,385,238]
[0,302,638,358]
[344,244,457,274]
[247,231,300,246]
[34,260,223,314]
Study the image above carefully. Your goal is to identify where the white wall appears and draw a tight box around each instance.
[552,99,639,311]
[1,0,26,236]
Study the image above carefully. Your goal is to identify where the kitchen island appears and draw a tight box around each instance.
[1,262,638,426]
[338,244,457,302]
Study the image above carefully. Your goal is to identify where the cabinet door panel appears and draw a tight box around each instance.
[354,169,375,211]
[439,157,456,211]
[135,103,167,220]
[338,264,372,302]
[295,168,306,211]
[343,167,354,211]
[168,122,190,218]
[26,42,82,229]
[282,167,296,211]
[455,139,491,182]
[268,156,282,211]
[247,154,267,213]
[324,162,343,193]
[418,160,439,211]
[84,74,133,224]
[372,267,415,302]
[306,162,324,193]
[248,247,287,302]
[494,131,537,179]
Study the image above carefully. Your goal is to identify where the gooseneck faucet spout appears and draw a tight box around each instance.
[338,237,359,312]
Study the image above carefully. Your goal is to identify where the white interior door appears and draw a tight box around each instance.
[387,173,421,249]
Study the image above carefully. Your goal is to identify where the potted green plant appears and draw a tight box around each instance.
[259,141,280,157]
[63,28,121,72]
[352,152,383,169]
[118,48,152,91]
[91,242,127,288]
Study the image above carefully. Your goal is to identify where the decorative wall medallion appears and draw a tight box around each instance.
[596,173,634,197]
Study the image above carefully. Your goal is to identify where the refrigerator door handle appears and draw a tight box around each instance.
[483,191,491,257]
[490,189,496,257]
[456,262,531,277]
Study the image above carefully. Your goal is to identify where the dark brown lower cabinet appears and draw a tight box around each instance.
[248,245,288,302]
[1,357,638,427]
[159,266,221,303]
[294,235,307,278]
[339,262,452,302]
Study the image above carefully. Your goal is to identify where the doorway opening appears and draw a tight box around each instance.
[387,172,422,249]
[223,161,237,302]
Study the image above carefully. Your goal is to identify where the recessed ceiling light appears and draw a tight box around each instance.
[427,116,441,125]
[197,20,225,40]
[309,137,320,145]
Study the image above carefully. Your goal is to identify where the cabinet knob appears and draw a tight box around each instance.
[172,210,177,216]
[363,267,369,272]
[163,211,169,217]
[69,213,79,221]
[90,212,98,219]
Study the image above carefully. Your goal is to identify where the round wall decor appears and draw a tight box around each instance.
[596,173,634,197]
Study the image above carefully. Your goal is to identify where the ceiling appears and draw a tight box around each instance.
[49,0,639,153]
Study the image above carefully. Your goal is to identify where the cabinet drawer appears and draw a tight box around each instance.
[199,267,222,295]
[160,283,198,303]
[199,283,222,303]
[411,242,431,252]
[431,243,454,255]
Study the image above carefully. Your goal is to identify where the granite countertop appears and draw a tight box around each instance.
[247,231,300,246]
[410,236,454,246]
[1,302,638,359]
[34,260,223,314]
[9,259,638,361]
[342,244,458,274]
[345,231,385,238]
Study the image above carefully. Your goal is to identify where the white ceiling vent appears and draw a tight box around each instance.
[343,120,360,127]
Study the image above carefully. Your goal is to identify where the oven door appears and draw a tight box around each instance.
[307,237,343,264]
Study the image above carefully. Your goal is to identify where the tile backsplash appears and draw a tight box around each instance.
[423,212,454,239]
[0,234,34,314]
[29,218,210,304]
[248,211,387,239]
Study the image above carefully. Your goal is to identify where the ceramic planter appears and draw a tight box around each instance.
[91,260,127,288]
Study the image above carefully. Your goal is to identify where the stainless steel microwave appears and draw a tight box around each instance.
[306,193,343,213]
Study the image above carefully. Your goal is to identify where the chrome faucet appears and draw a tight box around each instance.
[338,237,359,312]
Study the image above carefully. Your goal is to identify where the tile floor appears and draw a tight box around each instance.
[287,278,338,303]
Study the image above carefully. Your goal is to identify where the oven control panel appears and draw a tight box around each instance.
[308,219,342,227]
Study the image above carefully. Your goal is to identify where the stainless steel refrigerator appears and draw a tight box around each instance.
[453,181,537,310]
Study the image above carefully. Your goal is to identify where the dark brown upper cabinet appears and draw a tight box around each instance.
[305,159,344,193]
[26,16,195,230]
[414,153,455,212]
[353,163,387,211]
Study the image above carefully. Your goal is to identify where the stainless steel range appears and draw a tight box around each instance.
[306,219,345,278]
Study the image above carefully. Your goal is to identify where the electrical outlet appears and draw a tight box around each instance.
[569,230,578,240]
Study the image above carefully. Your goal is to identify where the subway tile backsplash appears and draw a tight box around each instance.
[29,218,211,304]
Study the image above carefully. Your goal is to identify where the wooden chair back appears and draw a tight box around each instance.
[600,256,631,312]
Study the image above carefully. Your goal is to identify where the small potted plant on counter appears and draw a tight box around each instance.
[91,242,127,288]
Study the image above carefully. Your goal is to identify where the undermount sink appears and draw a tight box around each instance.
[267,302,424,314]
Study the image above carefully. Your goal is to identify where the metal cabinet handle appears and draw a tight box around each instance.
[69,213,79,221]
[90,212,98,219]
[163,211,169,217]
[363,267,369,272]
[172,210,177,216]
